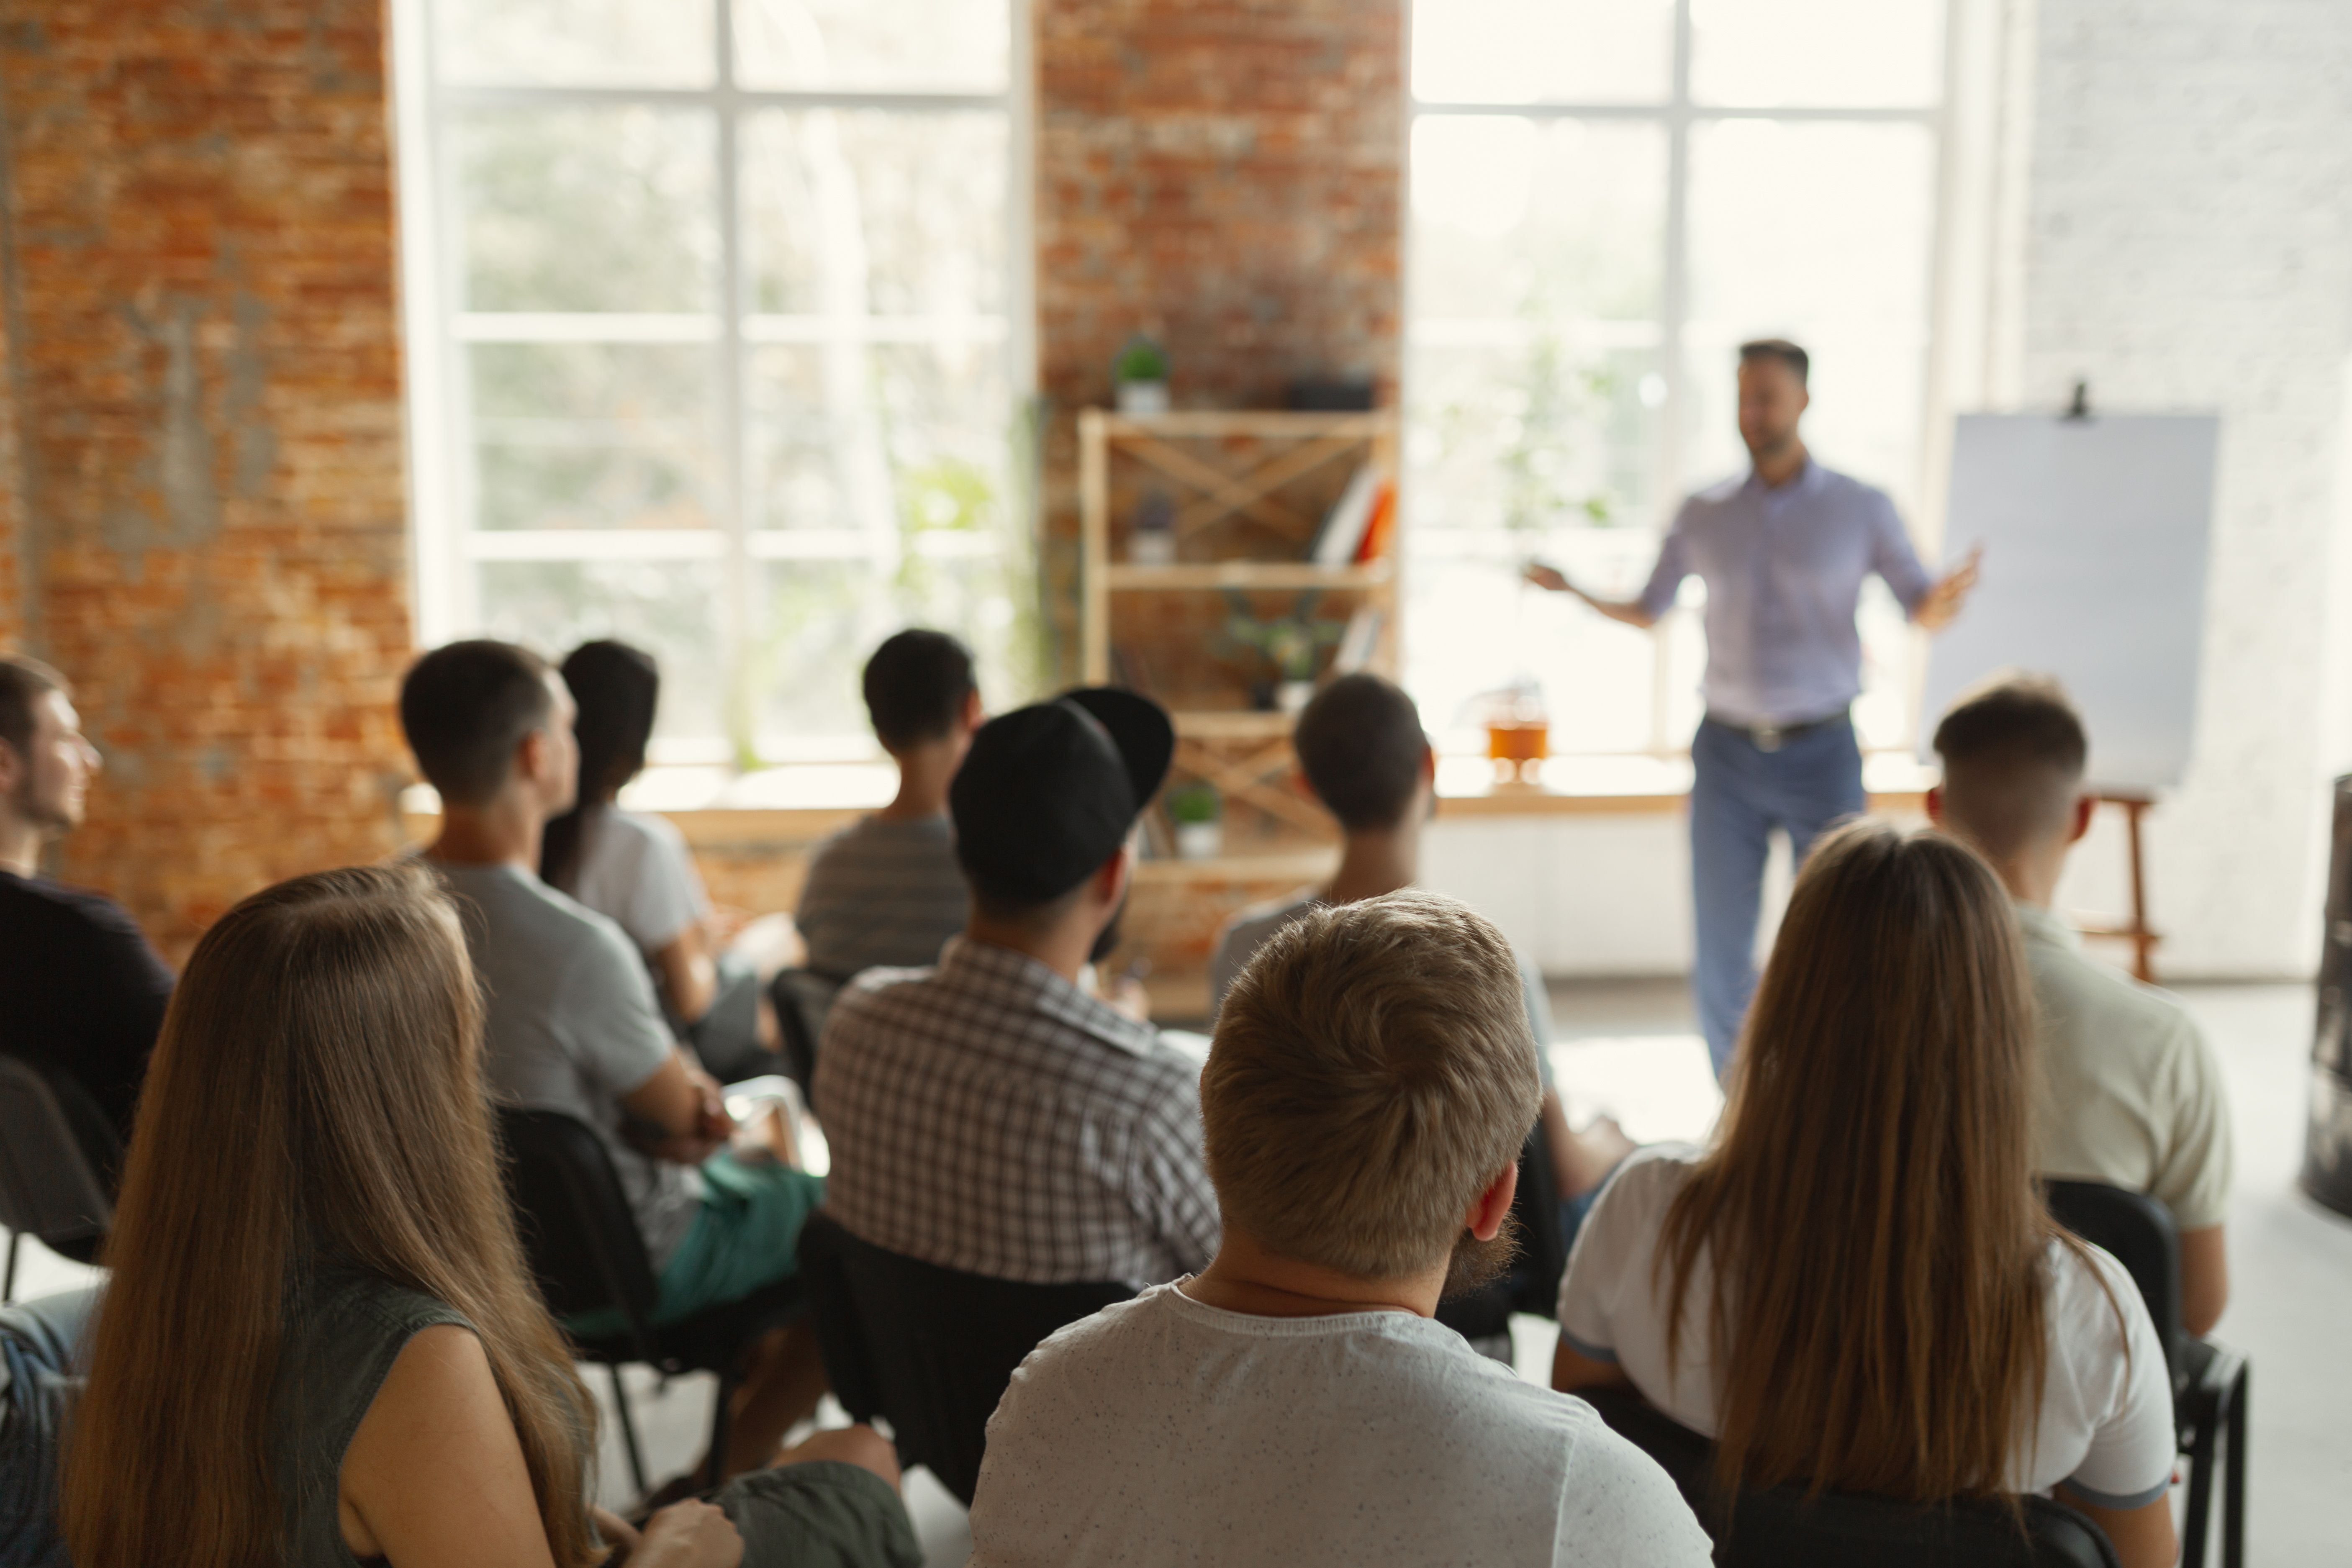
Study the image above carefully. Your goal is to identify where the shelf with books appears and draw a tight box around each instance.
[1078,406,1399,917]
[1078,407,1401,692]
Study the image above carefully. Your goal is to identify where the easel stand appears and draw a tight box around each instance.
[2077,792,2159,983]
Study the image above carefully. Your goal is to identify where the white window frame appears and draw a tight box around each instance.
[1406,0,1978,757]
[390,0,1034,766]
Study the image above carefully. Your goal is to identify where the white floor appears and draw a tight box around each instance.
[12,980,2344,1566]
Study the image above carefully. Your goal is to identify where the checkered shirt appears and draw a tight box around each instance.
[814,936,1221,1286]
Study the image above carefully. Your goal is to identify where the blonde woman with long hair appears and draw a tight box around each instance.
[61,863,919,1568]
[1552,821,2177,1568]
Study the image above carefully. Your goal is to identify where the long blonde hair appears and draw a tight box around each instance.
[62,862,601,1568]
[1658,819,2106,1504]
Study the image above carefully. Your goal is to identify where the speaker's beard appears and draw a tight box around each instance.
[1439,1209,1524,1301]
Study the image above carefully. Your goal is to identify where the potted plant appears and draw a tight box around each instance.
[1166,781,1223,860]
[1114,335,1171,415]
[1128,488,1176,565]
[1223,592,1345,713]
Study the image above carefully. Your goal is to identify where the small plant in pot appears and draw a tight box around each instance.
[1166,781,1224,860]
[1128,488,1176,565]
[1223,592,1345,713]
[1114,335,1171,415]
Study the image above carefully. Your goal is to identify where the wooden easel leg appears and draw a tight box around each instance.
[2124,798,2155,983]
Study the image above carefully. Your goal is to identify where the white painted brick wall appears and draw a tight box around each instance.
[2023,0,2352,976]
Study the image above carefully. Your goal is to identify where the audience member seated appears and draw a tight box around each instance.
[969,891,1712,1568]
[402,640,827,1481]
[796,629,980,987]
[0,655,172,1152]
[1553,820,2178,1568]
[59,863,919,1568]
[1928,672,2234,1336]
[541,639,777,1081]
[1209,673,1633,1239]
[0,1286,98,1568]
[816,687,1220,1285]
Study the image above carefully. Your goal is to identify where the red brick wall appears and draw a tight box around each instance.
[1033,0,1402,985]
[1032,0,1405,665]
[0,291,22,651]
[0,1,411,961]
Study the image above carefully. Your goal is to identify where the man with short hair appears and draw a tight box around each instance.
[816,688,1219,1285]
[796,629,981,984]
[401,639,826,1478]
[1528,339,1980,1076]
[1211,673,1632,1224]
[1927,672,2232,1335]
[0,654,173,1147]
[968,891,1712,1568]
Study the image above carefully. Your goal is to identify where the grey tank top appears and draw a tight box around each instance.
[273,1269,473,1566]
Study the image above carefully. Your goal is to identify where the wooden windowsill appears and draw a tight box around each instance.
[397,750,1937,846]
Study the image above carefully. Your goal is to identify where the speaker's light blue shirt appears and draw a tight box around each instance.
[1638,459,1933,728]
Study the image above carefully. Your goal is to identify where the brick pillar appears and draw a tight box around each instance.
[0,2,413,960]
[1032,0,1405,673]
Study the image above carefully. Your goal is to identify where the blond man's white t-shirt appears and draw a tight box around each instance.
[970,1282,1713,1567]
[1556,1146,2176,1510]
[2017,902,2233,1232]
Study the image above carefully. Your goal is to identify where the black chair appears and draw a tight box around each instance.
[796,1209,1131,1505]
[1580,1384,2121,1568]
[0,1055,121,1302]
[496,1106,804,1498]
[1435,1120,1568,1349]
[766,968,842,1103]
[2044,1178,2248,1568]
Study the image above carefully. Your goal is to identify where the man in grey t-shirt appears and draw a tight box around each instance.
[401,639,827,1480]
[796,630,979,986]
[971,894,1710,1568]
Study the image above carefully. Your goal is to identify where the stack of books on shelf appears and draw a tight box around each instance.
[1306,466,1397,567]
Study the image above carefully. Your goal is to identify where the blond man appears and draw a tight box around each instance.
[967,891,1710,1568]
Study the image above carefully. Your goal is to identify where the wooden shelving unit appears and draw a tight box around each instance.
[1078,408,1401,874]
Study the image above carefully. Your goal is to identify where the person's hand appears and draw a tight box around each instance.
[1106,974,1152,1023]
[1522,561,1571,593]
[591,1505,643,1564]
[686,1064,736,1145]
[626,1124,732,1165]
[1912,545,1983,631]
[632,1499,743,1568]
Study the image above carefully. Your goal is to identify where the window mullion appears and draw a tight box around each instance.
[715,0,755,768]
[1649,0,1697,757]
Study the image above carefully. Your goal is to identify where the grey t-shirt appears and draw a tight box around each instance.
[1211,891,1556,1082]
[970,1283,1713,1567]
[796,813,970,982]
[429,860,702,1267]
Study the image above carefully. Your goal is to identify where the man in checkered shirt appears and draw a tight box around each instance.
[815,687,1220,1286]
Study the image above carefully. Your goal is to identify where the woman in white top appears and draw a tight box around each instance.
[1553,819,2177,1568]
[541,642,775,1077]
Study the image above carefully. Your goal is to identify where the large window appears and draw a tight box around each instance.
[398,0,1028,765]
[1407,0,1949,757]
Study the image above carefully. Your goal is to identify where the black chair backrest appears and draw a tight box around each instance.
[1435,1121,1568,1340]
[2043,1178,2185,1373]
[796,1209,1130,1506]
[0,1055,119,1250]
[1579,1385,2121,1568]
[767,968,841,1101]
[496,1106,661,1350]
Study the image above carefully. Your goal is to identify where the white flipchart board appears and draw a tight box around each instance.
[1918,413,2219,793]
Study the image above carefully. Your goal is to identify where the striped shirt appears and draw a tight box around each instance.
[795,814,970,982]
[814,937,1221,1285]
